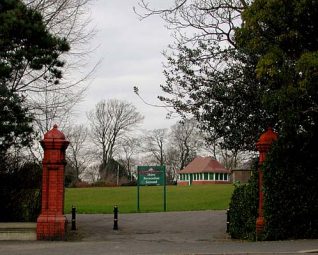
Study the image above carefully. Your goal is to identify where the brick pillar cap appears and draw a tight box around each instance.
[256,127,278,147]
[44,124,66,140]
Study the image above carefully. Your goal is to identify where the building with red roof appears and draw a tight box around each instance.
[177,156,231,186]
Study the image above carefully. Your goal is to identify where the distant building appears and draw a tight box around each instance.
[177,156,231,186]
[231,160,253,184]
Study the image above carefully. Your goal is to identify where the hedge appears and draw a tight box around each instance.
[0,161,41,222]
[228,159,258,240]
[263,131,318,240]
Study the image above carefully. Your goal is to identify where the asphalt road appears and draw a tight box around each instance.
[1,210,318,255]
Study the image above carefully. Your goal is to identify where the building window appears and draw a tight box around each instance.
[224,174,228,181]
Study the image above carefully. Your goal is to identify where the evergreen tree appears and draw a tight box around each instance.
[236,0,318,136]
[229,0,318,240]
[0,84,33,163]
[0,0,69,221]
[0,0,69,92]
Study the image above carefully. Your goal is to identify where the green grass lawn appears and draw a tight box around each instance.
[65,184,234,214]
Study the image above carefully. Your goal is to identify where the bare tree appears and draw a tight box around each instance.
[135,0,249,46]
[165,146,180,183]
[143,129,168,166]
[116,137,141,181]
[134,0,260,155]
[202,135,255,169]
[82,163,100,183]
[169,118,203,170]
[140,120,203,182]
[64,124,91,181]
[87,99,144,179]
[19,0,97,137]
[7,0,97,97]
[30,86,86,134]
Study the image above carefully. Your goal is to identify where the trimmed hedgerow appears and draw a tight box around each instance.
[263,132,318,240]
[228,159,258,240]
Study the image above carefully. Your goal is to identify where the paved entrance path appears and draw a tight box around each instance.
[1,210,318,255]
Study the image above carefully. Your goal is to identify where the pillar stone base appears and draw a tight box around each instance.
[256,216,265,237]
[37,214,67,240]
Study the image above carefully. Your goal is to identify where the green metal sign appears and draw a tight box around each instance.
[137,165,166,212]
[137,165,165,186]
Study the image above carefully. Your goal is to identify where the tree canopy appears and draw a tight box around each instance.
[0,0,70,93]
[0,84,33,163]
[236,0,318,136]
[224,0,318,240]
[0,0,70,162]
[141,0,318,150]
[137,0,263,151]
[88,99,144,180]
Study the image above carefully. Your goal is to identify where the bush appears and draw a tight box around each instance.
[0,161,42,222]
[228,159,258,240]
[263,131,318,240]
[91,180,117,187]
[121,180,137,186]
[69,180,91,188]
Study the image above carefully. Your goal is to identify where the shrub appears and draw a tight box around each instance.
[0,161,42,222]
[91,180,117,187]
[228,159,258,240]
[263,131,318,240]
[70,180,91,188]
[121,180,137,186]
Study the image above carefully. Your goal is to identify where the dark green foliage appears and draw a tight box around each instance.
[160,0,318,152]
[0,161,42,222]
[65,163,78,187]
[263,132,318,240]
[0,0,70,90]
[107,158,129,179]
[0,84,33,162]
[0,0,70,222]
[236,0,318,133]
[228,160,258,240]
[99,158,130,184]
[234,0,318,240]
[162,0,318,240]
[160,40,267,151]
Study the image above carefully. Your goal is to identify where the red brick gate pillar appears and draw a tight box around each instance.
[37,125,69,240]
[256,128,278,237]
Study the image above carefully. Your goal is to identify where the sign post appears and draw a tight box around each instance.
[137,165,166,212]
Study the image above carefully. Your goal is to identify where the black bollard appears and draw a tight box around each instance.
[71,206,76,230]
[113,205,118,230]
[226,208,230,233]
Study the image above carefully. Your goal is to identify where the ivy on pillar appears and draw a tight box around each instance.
[37,125,69,240]
[256,127,278,238]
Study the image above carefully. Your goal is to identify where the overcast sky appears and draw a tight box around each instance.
[74,0,180,130]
